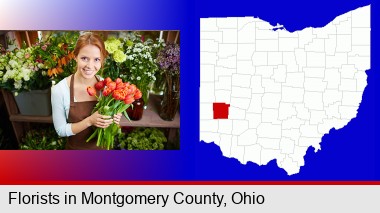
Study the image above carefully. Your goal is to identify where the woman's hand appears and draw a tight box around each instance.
[113,113,122,125]
[88,111,113,129]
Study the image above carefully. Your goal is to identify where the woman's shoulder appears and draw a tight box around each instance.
[52,76,70,95]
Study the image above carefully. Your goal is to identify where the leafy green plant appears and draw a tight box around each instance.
[118,127,167,150]
[0,31,79,94]
[102,32,164,105]
[34,31,79,83]
[21,127,67,150]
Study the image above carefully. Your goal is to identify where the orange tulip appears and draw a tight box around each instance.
[134,89,142,99]
[116,82,126,90]
[103,87,113,96]
[107,82,116,91]
[94,81,105,90]
[87,86,96,96]
[104,77,112,85]
[112,89,127,101]
[115,78,123,84]
[124,95,135,104]
[128,84,137,94]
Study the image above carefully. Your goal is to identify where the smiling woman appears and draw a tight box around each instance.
[51,32,122,150]
[0,30,180,150]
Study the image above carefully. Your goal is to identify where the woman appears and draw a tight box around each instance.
[51,32,122,149]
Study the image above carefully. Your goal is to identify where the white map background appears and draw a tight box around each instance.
[200,6,370,175]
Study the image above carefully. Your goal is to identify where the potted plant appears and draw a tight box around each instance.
[103,36,127,80]
[0,44,52,115]
[20,126,67,150]
[102,32,164,121]
[0,31,79,116]
[34,31,79,84]
[156,43,180,121]
[117,127,167,150]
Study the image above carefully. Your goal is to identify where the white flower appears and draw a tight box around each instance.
[136,76,141,80]
[16,51,23,58]
[8,60,18,68]
[133,48,141,53]
[21,67,31,81]
[14,80,22,89]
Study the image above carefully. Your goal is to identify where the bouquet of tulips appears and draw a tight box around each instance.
[86,77,142,150]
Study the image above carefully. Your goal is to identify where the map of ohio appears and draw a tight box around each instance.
[200,5,370,175]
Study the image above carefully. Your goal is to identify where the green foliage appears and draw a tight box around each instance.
[102,32,164,105]
[118,127,167,150]
[20,127,67,150]
[0,31,79,93]
[34,31,79,83]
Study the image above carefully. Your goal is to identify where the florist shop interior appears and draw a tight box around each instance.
[0,30,180,150]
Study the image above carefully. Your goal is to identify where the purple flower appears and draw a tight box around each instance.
[41,45,47,51]
[156,43,180,74]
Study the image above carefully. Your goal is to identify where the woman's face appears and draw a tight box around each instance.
[75,44,102,79]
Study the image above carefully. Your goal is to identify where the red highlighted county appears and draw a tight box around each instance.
[213,102,230,119]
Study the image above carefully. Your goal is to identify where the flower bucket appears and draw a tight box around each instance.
[14,89,51,116]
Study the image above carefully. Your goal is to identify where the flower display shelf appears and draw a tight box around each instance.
[120,94,179,128]
[1,89,52,144]
[2,90,179,144]
[119,94,179,143]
